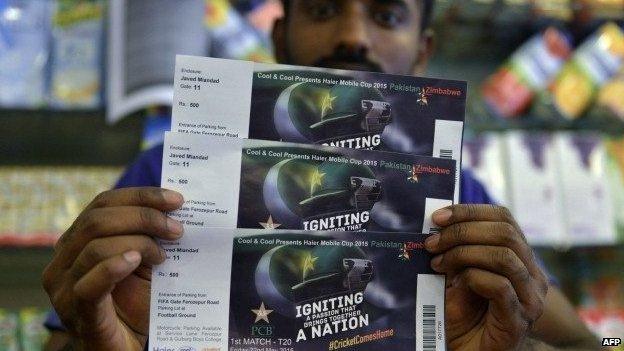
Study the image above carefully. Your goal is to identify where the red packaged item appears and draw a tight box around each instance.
[482,27,571,118]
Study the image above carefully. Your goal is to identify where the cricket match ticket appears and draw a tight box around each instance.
[149,228,446,351]
[171,55,466,202]
[162,132,457,234]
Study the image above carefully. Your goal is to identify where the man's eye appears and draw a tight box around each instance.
[308,3,338,20]
[373,9,405,28]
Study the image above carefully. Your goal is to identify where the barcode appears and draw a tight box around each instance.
[429,227,441,234]
[439,149,453,159]
[422,304,437,351]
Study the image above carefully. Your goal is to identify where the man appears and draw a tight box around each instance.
[42,1,602,350]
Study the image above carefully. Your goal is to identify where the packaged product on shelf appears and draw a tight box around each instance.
[462,133,509,205]
[0,0,51,108]
[0,168,16,242]
[48,168,82,236]
[0,167,122,246]
[555,133,616,245]
[244,0,284,35]
[11,169,51,246]
[578,308,624,349]
[19,308,49,351]
[550,22,624,120]
[205,0,275,63]
[578,269,624,348]
[481,27,572,118]
[0,309,19,351]
[505,132,566,246]
[50,0,104,108]
[531,0,573,21]
[605,137,624,241]
[0,167,50,245]
[583,0,624,21]
[48,167,122,235]
[597,69,624,121]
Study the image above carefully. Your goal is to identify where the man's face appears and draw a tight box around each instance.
[273,0,429,75]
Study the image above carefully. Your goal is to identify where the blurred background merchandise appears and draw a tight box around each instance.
[0,0,623,349]
[0,309,49,351]
[0,166,122,246]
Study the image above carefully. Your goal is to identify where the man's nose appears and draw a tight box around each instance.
[332,2,372,57]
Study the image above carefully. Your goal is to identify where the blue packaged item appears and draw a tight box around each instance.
[0,0,51,108]
[49,0,104,108]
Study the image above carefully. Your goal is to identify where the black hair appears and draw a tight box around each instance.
[280,0,435,30]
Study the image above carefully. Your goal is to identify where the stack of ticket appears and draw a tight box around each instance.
[150,56,468,351]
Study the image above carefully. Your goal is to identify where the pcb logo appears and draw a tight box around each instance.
[251,302,274,337]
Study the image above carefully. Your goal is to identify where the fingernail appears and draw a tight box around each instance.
[432,208,452,225]
[163,190,184,205]
[123,251,141,264]
[167,217,184,235]
[431,255,443,271]
[425,234,440,251]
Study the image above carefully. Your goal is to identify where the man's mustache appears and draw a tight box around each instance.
[312,46,383,73]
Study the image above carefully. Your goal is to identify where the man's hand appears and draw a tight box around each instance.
[425,204,549,351]
[42,187,185,351]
